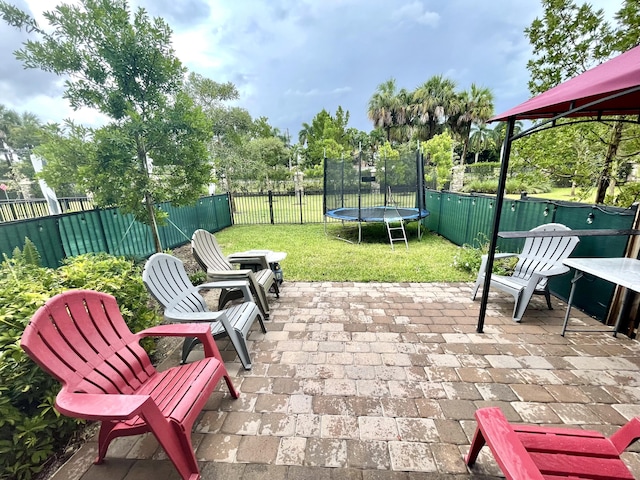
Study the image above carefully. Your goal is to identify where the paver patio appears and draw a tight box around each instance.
[49,281,640,479]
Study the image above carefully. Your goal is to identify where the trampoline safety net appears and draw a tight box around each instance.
[323,151,427,222]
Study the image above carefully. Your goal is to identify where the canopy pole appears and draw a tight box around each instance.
[477,118,516,333]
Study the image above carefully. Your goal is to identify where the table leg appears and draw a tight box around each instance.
[562,270,583,336]
[612,287,633,337]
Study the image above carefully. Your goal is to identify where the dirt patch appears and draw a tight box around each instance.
[172,243,201,275]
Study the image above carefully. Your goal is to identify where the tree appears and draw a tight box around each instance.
[422,131,454,189]
[245,136,289,190]
[512,121,604,198]
[468,124,495,163]
[450,84,494,165]
[183,72,255,194]
[412,75,458,142]
[0,0,213,252]
[298,108,351,168]
[367,78,404,142]
[524,0,640,204]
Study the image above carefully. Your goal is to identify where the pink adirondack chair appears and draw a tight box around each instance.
[21,290,239,480]
[466,407,640,480]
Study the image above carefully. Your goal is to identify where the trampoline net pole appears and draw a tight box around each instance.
[358,151,361,221]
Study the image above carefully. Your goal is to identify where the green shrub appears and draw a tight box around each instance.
[452,235,517,276]
[0,246,160,480]
[189,270,207,286]
[465,161,500,180]
[461,176,552,195]
[58,253,160,348]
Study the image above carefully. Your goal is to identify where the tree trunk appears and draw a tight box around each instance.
[595,120,624,204]
[145,191,163,253]
[136,135,162,252]
[460,136,469,166]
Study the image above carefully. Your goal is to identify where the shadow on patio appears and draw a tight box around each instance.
[49,281,640,479]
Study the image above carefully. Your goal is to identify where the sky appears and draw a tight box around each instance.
[0,0,623,141]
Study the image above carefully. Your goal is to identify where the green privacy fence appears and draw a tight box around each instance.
[0,194,232,268]
[424,189,638,321]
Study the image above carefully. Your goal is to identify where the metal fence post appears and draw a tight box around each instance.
[268,190,274,224]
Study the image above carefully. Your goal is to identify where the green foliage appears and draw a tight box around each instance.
[422,131,453,189]
[466,161,500,180]
[524,0,614,95]
[189,270,207,286]
[0,242,159,480]
[511,122,605,192]
[606,182,640,207]
[57,254,160,345]
[461,177,552,195]
[452,234,517,276]
[299,108,351,168]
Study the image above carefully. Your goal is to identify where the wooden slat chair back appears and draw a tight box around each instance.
[143,253,265,369]
[466,407,640,480]
[191,229,277,319]
[472,223,579,322]
[21,289,238,480]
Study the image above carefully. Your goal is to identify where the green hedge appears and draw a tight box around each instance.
[0,245,160,480]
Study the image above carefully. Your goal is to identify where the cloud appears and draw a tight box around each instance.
[391,1,440,27]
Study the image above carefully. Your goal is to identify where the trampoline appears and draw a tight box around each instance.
[323,150,429,244]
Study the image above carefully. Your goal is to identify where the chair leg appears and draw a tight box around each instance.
[471,256,488,300]
[146,410,200,480]
[465,424,486,466]
[471,278,482,300]
[95,422,118,464]
[544,287,553,310]
[181,337,201,364]
[257,312,267,334]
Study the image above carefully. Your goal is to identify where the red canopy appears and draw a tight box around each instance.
[491,44,640,121]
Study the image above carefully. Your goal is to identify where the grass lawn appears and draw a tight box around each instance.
[506,187,611,203]
[213,223,474,283]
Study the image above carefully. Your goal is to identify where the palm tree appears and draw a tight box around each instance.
[452,84,494,165]
[469,124,494,163]
[411,75,458,141]
[367,78,403,142]
[491,121,524,156]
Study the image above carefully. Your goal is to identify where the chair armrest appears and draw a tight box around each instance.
[163,280,249,315]
[137,322,214,338]
[472,407,545,480]
[138,322,225,361]
[205,269,253,279]
[530,265,569,280]
[481,253,518,260]
[56,389,151,421]
[163,309,226,322]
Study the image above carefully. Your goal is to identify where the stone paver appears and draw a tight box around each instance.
[47,281,640,480]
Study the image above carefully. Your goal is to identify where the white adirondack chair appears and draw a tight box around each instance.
[471,223,580,322]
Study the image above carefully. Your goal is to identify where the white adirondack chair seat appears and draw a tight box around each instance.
[142,253,266,369]
[471,223,580,322]
[191,229,278,320]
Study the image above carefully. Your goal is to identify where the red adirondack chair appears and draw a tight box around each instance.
[21,290,239,480]
[466,407,640,480]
